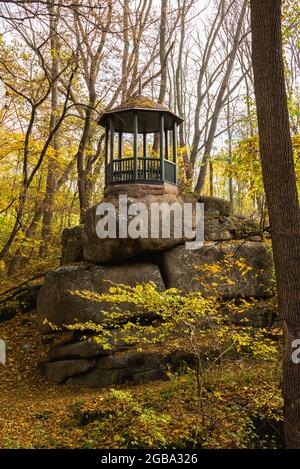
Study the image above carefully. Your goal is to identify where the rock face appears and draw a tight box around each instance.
[61,188,262,265]
[43,358,97,384]
[83,183,189,265]
[43,342,167,388]
[48,339,112,360]
[61,225,84,265]
[38,192,275,390]
[204,217,234,241]
[225,301,276,328]
[162,241,273,298]
[66,351,167,388]
[37,262,165,333]
[198,196,232,217]
[204,215,261,242]
[62,213,262,264]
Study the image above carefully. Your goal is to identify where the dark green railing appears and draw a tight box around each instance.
[105,157,176,185]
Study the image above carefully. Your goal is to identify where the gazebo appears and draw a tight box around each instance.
[98,96,183,187]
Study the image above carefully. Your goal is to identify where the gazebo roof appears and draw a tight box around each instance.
[98,95,183,133]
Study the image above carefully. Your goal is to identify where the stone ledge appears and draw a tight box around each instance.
[104,182,179,198]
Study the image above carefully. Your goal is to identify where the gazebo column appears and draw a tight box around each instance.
[160,113,165,181]
[109,116,114,183]
[172,121,177,184]
[165,129,169,160]
[104,126,109,185]
[118,131,123,182]
[143,133,147,179]
[118,131,123,159]
[133,111,138,180]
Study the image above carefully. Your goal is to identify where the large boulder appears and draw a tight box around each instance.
[65,351,167,388]
[204,215,261,242]
[48,339,113,361]
[162,241,273,298]
[47,330,140,361]
[227,216,261,240]
[198,196,232,217]
[83,183,191,264]
[43,358,97,384]
[61,192,261,265]
[204,217,234,241]
[223,300,276,328]
[37,262,165,333]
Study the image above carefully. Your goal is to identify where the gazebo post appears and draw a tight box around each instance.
[109,116,114,183]
[143,133,147,180]
[118,131,123,159]
[173,122,177,184]
[133,111,138,180]
[118,131,123,182]
[160,113,165,181]
[165,128,169,161]
[104,126,109,185]
[143,133,147,158]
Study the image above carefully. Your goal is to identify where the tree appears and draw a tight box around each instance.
[250,0,300,448]
[194,0,248,193]
[39,0,61,256]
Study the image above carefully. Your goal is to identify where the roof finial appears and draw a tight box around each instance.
[138,77,142,96]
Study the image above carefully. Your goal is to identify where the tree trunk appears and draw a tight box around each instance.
[209,161,214,196]
[250,0,300,448]
[195,0,247,193]
[153,0,168,154]
[226,89,233,206]
[39,0,60,256]
[121,0,130,102]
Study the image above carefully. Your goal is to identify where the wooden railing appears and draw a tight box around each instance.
[164,160,176,184]
[105,157,176,185]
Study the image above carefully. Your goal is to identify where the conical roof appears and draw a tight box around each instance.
[98,95,183,133]
[108,95,170,112]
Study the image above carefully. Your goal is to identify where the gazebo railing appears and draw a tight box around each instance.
[165,160,176,184]
[105,157,176,185]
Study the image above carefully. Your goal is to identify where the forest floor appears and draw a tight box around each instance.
[0,306,284,449]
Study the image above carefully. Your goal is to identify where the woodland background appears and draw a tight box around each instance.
[0,0,299,279]
[0,0,299,450]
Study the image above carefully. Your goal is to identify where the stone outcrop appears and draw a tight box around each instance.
[66,351,167,388]
[83,183,189,264]
[42,293,276,388]
[43,343,167,387]
[43,358,98,384]
[37,190,275,390]
[198,195,232,217]
[61,187,261,266]
[62,213,263,266]
[223,301,276,328]
[37,262,165,333]
[162,241,273,298]
[48,339,113,360]
[204,216,261,242]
